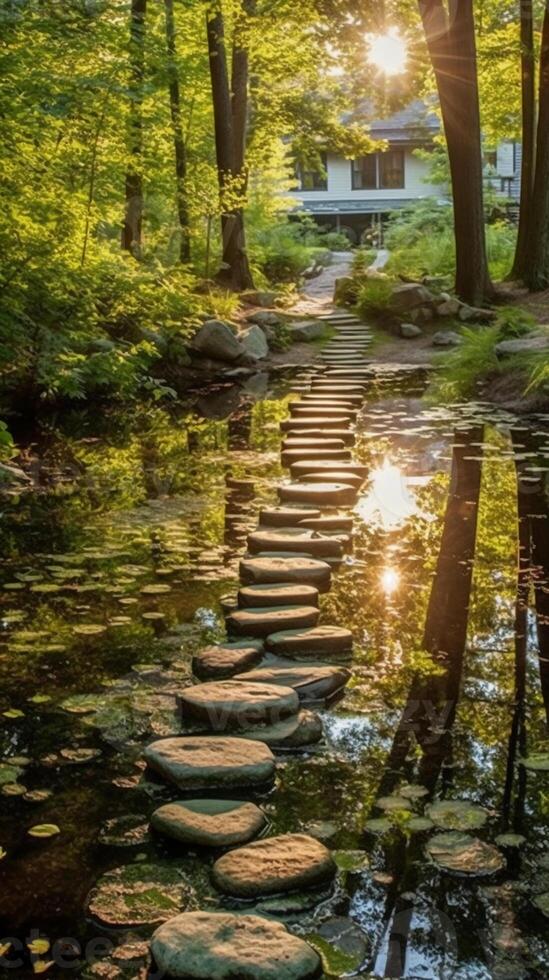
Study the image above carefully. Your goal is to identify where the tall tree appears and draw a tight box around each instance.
[206,2,255,291]
[164,0,190,263]
[418,0,493,305]
[511,0,536,280]
[526,1,549,290]
[122,0,147,256]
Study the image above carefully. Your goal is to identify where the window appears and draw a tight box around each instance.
[351,150,405,190]
[298,152,328,191]
[379,150,405,189]
[352,154,377,190]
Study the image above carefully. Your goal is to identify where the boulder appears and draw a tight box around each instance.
[236,665,351,702]
[226,605,320,638]
[151,799,267,848]
[245,310,280,327]
[179,680,299,730]
[458,304,497,323]
[242,290,278,308]
[496,334,549,358]
[288,321,325,343]
[212,833,336,897]
[238,583,319,608]
[432,330,462,347]
[239,324,269,361]
[333,276,355,304]
[143,736,275,790]
[389,283,433,313]
[150,912,322,980]
[278,482,358,507]
[191,320,244,363]
[400,323,423,339]
[265,625,353,661]
[239,555,332,591]
[234,709,323,748]
[436,297,460,316]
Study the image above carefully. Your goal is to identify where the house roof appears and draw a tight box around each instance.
[295,198,421,215]
[346,99,440,145]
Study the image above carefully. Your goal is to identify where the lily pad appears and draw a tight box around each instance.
[23,789,53,803]
[495,833,526,848]
[73,624,107,636]
[0,764,23,785]
[426,832,504,876]
[376,795,411,812]
[519,753,549,772]
[87,862,195,927]
[399,783,429,800]
[333,850,369,872]
[59,748,101,765]
[28,824,60,839]
[427,799,488,831]
[140,584,172,595]
[98,814,149,847]
[407,817,435,833]
[1,783,27,796]
[364,817,392,834]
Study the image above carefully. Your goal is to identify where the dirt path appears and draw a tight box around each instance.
[289,251,353,316]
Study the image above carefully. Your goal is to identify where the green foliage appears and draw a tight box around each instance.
[0,421,16,462]
[494,306,536,339]
[429,326,501,401]
[355,277,393,318]
[249,218,334,284]
[352,247,377,275]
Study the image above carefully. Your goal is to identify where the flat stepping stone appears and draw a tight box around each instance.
[151,799,267,847]
[299,515,353,532]
[278,482,358,506]
[240,556,331,591]
[236,665,351,702]
[266,625,353,661]
[235,708,323,748]
[238,583,319,608]
[290,460,367,480]
[290,405,357,418]
[280,417,354,432]
[212,833,336,898]
[300,396,361,406]
[192,640,264,681]
[248,528,343,558]
[281,448,351,466]
[226,605,320,638]
[180,680,299,730]
[259,505,320,527]
[282,436,346,448]
[143,737,275,790]
[285,427,355,446]
[293,472,363,491]
[150,911,322,980]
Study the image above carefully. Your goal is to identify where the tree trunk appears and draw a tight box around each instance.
[511,0,536,281]
[418,0,493,304]
[526,1,549,290]
[164,0,190,263]
[122,0,147,257]
[206,3,254,291]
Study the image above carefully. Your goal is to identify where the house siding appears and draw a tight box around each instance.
[293,150,442,212]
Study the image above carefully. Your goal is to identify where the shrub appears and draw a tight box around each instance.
[429,325,501,401]
[355,277,394,318]
[495,306,536,339]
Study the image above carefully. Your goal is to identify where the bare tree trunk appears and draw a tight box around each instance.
[511,0,536,281]
[122,0,147,257]
[526,1,549,290]
[164,0,190,263]
[418,0,493,304]
[206,3,254,291]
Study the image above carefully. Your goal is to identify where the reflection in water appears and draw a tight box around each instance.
[369,426,485,978]
[357,459,422,530]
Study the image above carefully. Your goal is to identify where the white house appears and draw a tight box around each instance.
[290,100,521,243]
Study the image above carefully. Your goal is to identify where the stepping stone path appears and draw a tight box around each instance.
[134,306,372,972]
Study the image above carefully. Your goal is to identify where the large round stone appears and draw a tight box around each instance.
[179,680,299,730]
[192,641,264,681]
[151,799,267,848]
[284,427,355,446]
[294,471,364,491]
[212,833,337,897]
[143,737,275,790]
[278,482,357,506]
[235,665,351,702]
[301,394,362,406]
[240,556,331,591]
[234,709,323,748]
[247,528,343,558]
[259,505,321,527]
[280,417,353,431]
[150,911,322,979]
[266,626,353,661]
[282,437,346,448]
[290,460,368,480]
[281,448,351,467]
[299,514,353,532]
[290,406,357,419]
[238,583,319,609]
[226,605,319,638]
